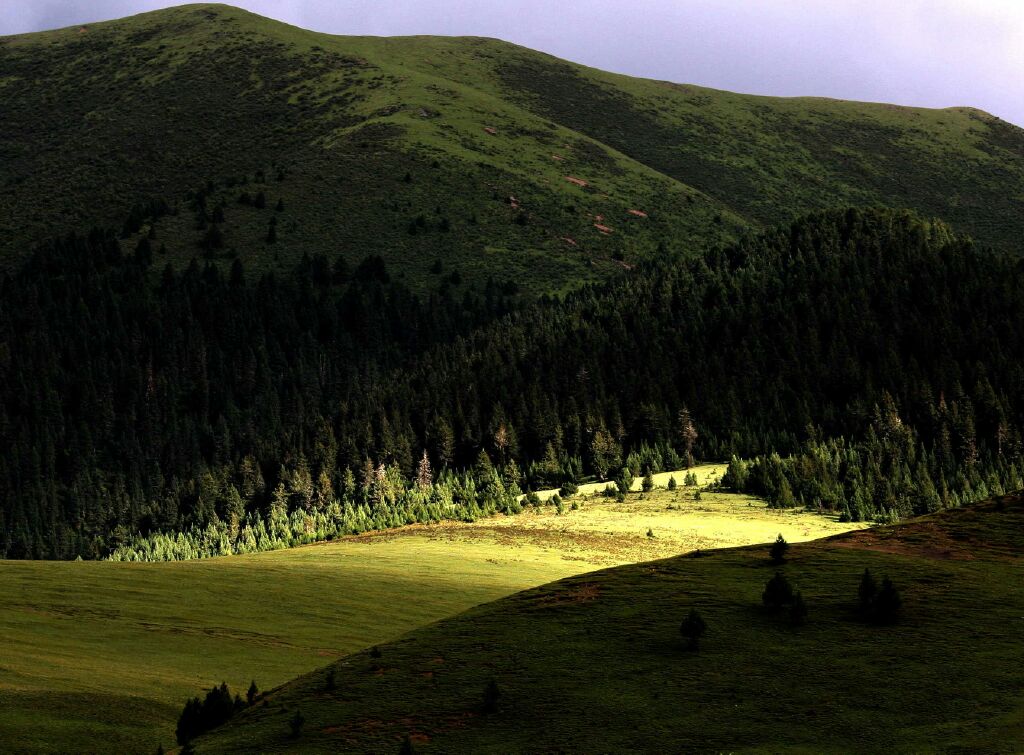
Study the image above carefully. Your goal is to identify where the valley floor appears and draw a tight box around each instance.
[0,465,861,753]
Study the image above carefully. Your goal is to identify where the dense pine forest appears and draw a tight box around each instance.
[2,207,1023,559]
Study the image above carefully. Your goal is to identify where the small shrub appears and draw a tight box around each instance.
[646,527,655,538]
[559,480,578,498]
[667,476,677,491]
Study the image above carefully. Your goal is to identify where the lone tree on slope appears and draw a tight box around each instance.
[770,534,789,564]
[680,608,707,651]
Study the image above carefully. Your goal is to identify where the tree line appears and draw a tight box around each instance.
[2,207,1023,558]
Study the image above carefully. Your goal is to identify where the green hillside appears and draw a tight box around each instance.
[196,494,1024,753]
[1,4,1022,295]
[0,477,861,753]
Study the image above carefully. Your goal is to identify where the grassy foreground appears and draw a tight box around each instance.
[196,494,1024,753]
[0,466,859,753]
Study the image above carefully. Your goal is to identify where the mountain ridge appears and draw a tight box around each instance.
[1,3,1021,295]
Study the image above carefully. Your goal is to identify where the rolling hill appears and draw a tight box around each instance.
[1,3,1022,295]
[195,493,1024,753]
[0,474,863,753]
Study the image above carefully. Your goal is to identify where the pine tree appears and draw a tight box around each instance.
[762,572,794,610]
[870,577,902,624]
[769,534,789,564]
[416,450,432,490]
[679,608,706,650]
[789,591,808,626]
[246,680,258,706]
[289,709,305,739]
[482,679,501,713]
[678,407,698,467]
[857,569,878,614]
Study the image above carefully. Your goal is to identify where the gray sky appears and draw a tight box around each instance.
[3,1,1022,127]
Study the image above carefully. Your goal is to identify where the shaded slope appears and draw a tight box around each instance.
[196,494,1024,753]
[1,4,1022,296]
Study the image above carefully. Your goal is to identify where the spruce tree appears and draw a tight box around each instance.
[762,572,795,610]
[482,679,501,713]
[770,534,789,564]
[679,608,707,650]
[858,569,878,614]
[289,709,305,739]
[789,591,808,626]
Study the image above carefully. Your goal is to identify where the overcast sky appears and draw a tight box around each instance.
[3,1,1022,127]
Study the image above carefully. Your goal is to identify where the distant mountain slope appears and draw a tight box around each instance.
[0,4,1021,293]
[195,494,1024,752]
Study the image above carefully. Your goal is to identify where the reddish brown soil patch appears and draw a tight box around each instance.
[561,237,577,246]
[565,176,588,187]
[484,127,498,135]
[827,521,977,561]
[594,224,613,234]
[534,583,601,608]
[628,209,649,217]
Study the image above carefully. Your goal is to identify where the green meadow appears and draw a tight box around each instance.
[0,466,860,752]
[198,495,1024,753]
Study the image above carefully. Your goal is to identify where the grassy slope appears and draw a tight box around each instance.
[197,494,1024,753]
[0,468,862,754]
[1,4,1022,295]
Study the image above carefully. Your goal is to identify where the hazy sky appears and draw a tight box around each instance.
[2,1,1022,127]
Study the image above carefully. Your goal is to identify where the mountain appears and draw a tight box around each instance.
[1,3,1022,296]
[193,494,1024,752]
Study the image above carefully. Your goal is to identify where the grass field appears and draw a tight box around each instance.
[197,494,1024,753]
[0,465,861,753]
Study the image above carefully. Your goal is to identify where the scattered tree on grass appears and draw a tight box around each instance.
[856,569,902,623]
[679,608,707,651]
[246,680,258,706]
[289,709,305,739]
[869,577,902,624]
[642,473,654,492]
[770,534,789,564]
[683,471,698,487]
[176,682,240,745]
[616,467,634,496]
[482,679,502,713]
[789,591,808,626]
[667,476,677,491]
[762,572,795,610]
[858,569,878,613]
